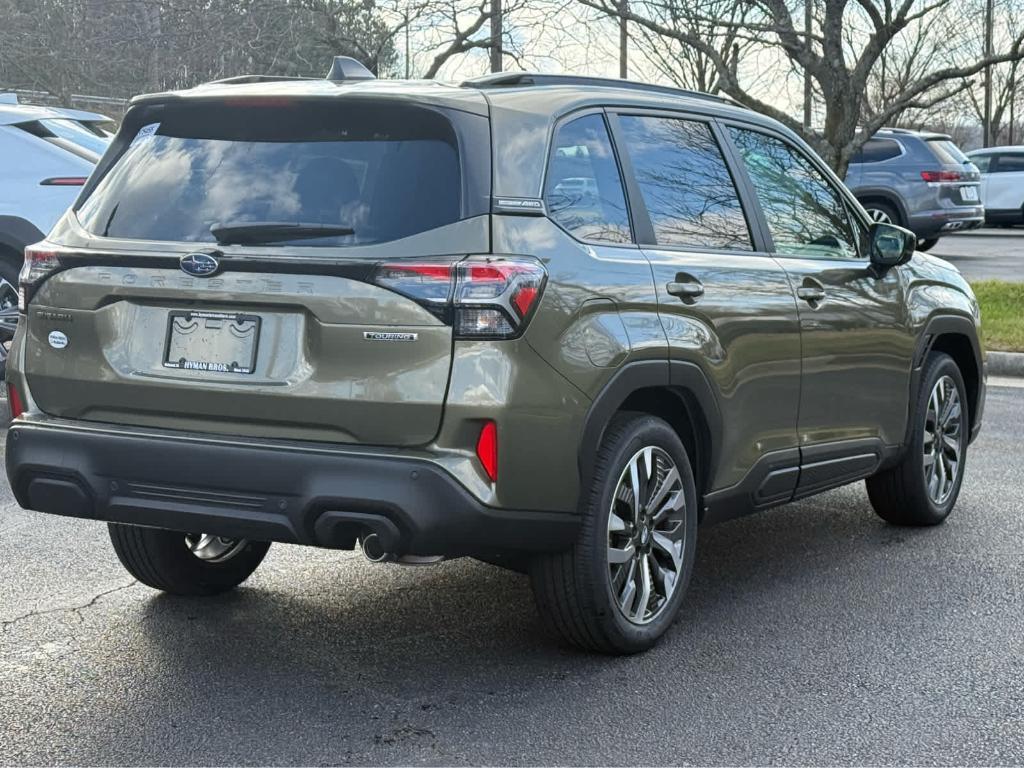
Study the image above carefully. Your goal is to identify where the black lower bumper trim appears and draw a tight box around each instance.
[5,418,579,557]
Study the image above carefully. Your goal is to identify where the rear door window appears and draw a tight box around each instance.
[618,115,752,250]
[77,101,473,247]
[926,138,971,165]
[852,138,902,163]
[544,113,632,244]
[994,153,1024,173]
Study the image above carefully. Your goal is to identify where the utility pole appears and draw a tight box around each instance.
[803,0,812,130]
[983,0,994,146]
[490,0,503,74]
[1011,66,1018,145]
[619,0,628,79]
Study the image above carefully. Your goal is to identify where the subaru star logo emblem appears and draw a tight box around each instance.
[180,252,220,277]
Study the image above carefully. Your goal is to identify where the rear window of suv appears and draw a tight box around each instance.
[926,138,970,165]
[77,101,472,247]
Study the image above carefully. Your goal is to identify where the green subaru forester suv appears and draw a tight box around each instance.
[5,59,986,654]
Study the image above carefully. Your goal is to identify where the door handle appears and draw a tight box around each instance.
[666,281,705,299]
[797,286,826,302]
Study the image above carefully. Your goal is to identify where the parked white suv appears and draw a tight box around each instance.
[966,146,1024,226]
[0,94,112,372]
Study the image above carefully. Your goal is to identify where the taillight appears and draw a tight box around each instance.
[7,383,24,419]
[921,170,962,182]
[476,420,498,481]
[373,256,546,340]
[19,242,63,311]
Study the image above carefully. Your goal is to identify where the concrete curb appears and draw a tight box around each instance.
[989,351,1024,377]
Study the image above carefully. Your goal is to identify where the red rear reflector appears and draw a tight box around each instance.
[476,421,498,482]
[39,177,87,186]
[920,170,962,182]
[7,383,24,420]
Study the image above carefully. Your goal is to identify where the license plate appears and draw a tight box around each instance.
[163,310,260,375]
[960,186,979,202]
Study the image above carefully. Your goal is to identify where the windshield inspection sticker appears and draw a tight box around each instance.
[129,122,160,147]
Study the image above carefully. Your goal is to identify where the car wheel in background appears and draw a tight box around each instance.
[108,523,271,595]
[0,258,20,381]
[862,201,902,227]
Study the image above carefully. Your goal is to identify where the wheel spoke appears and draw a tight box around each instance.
[646,465,681,517]
[608,511,629,533]
[652,531,683,572]
[608,541,635,565]
[634,555,653,621]
[628,457,643,524]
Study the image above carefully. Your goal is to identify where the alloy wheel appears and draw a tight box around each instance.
[865,207,893,224]
[185,534,249,563]
[923,375,963,505]
[607,446,687,625]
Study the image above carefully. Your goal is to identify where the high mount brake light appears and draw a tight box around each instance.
[921,170,962,182]
[39,177,87,186]
[373,256,546,340]
[19,242,63,312]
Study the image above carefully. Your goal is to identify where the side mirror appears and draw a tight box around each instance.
[869,222,915,268]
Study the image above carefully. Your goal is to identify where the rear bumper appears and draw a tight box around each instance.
[5,416,579,557]
[908,209,984,238]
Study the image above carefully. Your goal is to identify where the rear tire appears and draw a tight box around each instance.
[917,237,940,252]
[108,523,270,595]
[866,352,969,526]
[530,413,697,654]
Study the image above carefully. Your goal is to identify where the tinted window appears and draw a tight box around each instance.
[41,119,110,156]
[994,153,1024,173]
[729,127,859,260]
[853,138,902,164]
[926,138,970,165]
[544,114,631,244]
[619,116,752,250]
[78,102,465,247]
[970,154,992,173]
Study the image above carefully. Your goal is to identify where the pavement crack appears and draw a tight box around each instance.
[0,579,138,633]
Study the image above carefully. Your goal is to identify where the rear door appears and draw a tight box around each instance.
[23,97,491,446]
[724,124,915,491]
[987,152,1024,211]
[609,110,802,499]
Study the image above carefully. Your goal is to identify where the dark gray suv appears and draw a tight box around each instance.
[5,63,986,654]
[845,128,984,250]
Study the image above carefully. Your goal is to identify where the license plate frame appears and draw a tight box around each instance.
[163,310,261,375]
[960,185,979,202]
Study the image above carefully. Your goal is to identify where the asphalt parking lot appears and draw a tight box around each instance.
[931,229,1024,282]
[1,380,1022,766]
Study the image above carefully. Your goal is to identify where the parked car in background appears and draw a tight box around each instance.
[845,128,984,251]
[966,146,1024,225]
[0,94,112,374]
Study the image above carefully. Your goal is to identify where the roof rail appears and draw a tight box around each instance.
[206,74,316,86]
[461,72,738,106]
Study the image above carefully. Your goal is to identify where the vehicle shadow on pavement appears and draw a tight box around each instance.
[61,481,979,764]
[130,482,930,678]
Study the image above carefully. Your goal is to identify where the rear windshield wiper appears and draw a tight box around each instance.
[210,221,355,245]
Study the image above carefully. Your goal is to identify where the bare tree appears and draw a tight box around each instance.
[581,0,1024,175]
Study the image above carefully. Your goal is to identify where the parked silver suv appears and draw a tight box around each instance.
[844,128,983,251]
